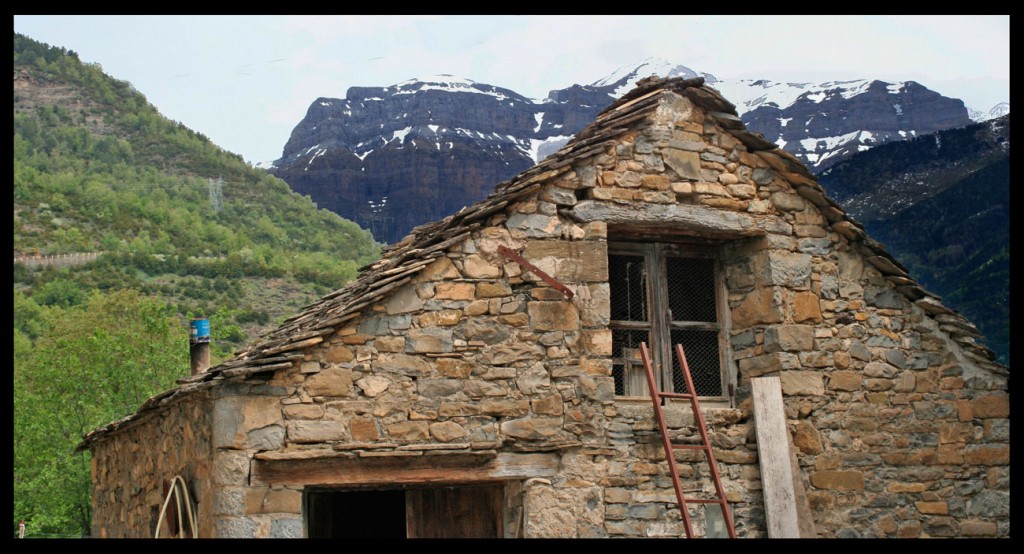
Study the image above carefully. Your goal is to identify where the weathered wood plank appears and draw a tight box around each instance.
[788,419,818,538]
[252,451,559,487]
[751,375,801,538]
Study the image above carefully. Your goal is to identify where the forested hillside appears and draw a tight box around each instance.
[13,33,379,536]
[818,117,1009,365]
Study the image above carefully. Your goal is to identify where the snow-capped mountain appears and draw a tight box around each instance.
[969,101,1011,122]
[270,59,980,243]
[712,78,972,171]
[591,58,718,94]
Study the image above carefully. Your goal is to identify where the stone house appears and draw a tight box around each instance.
[79,76,1009,538]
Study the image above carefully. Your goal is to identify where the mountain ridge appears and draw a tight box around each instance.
[270,58,987,243]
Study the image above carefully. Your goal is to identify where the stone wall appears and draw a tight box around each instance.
[90,396,214,538]
[135,88,1006,538]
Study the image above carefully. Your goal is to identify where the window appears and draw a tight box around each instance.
[609,242,728,398]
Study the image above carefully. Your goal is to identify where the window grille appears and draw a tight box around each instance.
[609,243,726,398]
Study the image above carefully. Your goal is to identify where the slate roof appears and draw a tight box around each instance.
[78,76,1005,450]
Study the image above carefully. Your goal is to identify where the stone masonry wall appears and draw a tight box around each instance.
[214,90,1006,537]
[90,396,214,538]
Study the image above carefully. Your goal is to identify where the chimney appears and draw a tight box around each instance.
[189,318,211,375]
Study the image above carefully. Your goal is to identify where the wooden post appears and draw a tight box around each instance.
[189,318,210,375]
[751,375,802,538]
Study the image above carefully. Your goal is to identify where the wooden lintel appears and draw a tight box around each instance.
[252,451,560,487]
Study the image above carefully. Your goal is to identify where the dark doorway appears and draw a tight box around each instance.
[307,489,406,538]
[306,484,504,538]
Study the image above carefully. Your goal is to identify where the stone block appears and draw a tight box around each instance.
[374,335,405,353]
[738,352,799,378]
[214,396,283,449]
[479,343,546,365]
[960,519,998,537]
[540,186,577,206]
[967,490,1009,518]
[521,240,608,283]
[215,517,258,538]
[287,420,347,443]
[780,371,825,395]
[516,362,551,394]
[507,213,560,238]
[304,367,352,397]
[498,313,530,327]
[414,256,462,282]
[500,417,563,440]
[246,488,302,515]
[476,282,512,298]
[972,394,1009,418]
[963,445,1010,466]
[480,399,530,417]
[764,324,814,352]
[754,251,812,289]
[664,148,702,180]
[354,375,389,398]
[792,291,822,323]
[532,394,564,416]
[406,328,451,353]
[434,282,476,300]
[915,501,948,515]
[324,345,354,363]
[436,358,475,378]
[528,301,580,331]
[810,470,864,491]
[283,404,324,420]
[247,425,285,451]
[376,353,434,376]
[430,421,469,442]
[416,309,463,327]
[769,191,804,212]
[387,421,430,441]
[731,287,785,328]
[791,420,824,454]
[462,254,502,278]
[271,518,303,538]
[865,286,904,309]
[350,416,379,441]
[579,329,612,356]
[417,378,462,398]
[386,284,424,314]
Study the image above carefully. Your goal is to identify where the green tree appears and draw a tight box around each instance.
[14,290,189,536]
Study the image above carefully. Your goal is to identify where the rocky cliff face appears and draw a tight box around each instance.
[270,60,978,244]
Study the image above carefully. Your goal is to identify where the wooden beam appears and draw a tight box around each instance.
[252,451,560,487]
[751,376,801,538]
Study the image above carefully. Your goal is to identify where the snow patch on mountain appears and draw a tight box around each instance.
[970,101,1010,122]
[709,79,894,116]
[594,57,716,98]
[393,74,517,101]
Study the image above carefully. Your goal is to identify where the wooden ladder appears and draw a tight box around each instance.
[639,342,737,538]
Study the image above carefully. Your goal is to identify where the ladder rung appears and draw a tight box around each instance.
[657,392,694,399]
[671,443,709,451]
[683,498,727,505]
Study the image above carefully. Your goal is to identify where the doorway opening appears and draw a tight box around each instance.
[306,483,505,538]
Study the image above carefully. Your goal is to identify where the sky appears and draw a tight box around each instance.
[14,15,1010,166]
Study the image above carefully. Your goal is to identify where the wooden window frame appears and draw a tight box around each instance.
[609,241,731,401]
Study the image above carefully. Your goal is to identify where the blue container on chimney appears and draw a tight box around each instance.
[190,318,210,344]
